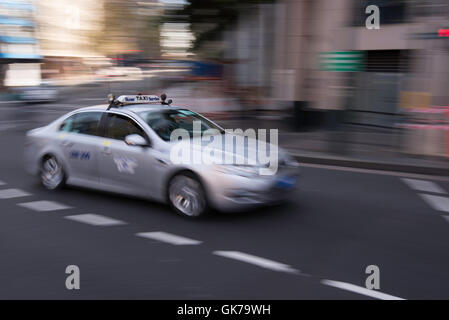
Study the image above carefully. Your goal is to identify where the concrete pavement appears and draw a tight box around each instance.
[1,84,449,299]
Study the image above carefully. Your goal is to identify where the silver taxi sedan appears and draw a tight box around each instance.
[24,94,300,218]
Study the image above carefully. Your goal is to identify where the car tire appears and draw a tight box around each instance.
[168,172,208,218]
[40,155,66,190]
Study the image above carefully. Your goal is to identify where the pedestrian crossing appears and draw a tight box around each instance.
[18,200,72,212]
[401,178,449,223]
[401,178,446,194]
[65,213,126,226]
[0,175,431,300]
[0,188,31,199]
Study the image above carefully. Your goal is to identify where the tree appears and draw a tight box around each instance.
[167,0,274,51]
[91,0,162,58]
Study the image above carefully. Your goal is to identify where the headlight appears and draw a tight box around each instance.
[214,164,260,178]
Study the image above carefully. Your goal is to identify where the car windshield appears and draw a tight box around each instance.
[137,109,224,141]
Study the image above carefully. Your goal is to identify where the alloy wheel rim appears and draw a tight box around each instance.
[41,157,63,189]
[169,176,205,217]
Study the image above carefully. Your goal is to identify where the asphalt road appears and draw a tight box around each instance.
[1,81,449,299]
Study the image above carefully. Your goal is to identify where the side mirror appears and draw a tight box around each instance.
[125,134,149,147]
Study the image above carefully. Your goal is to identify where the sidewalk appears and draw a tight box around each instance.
[165,82,449,176]
[217,118,449,176]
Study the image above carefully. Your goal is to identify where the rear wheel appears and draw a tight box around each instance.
[40,155,66,190]
[168,173,207,218]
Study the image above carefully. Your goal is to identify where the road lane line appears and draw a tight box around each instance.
[18,200,72,212]
[0,188,31,199]
[213,251,299,274]
[419,194,449,213]
[65,214,126,226]
[136,232,202,245]
[321,280,405,300]
[401,178,446,194]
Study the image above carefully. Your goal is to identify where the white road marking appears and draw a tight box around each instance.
[65,214,126,226]
[402,178,446,194]
[419,194,449,213]
[0,180,6,186]
[321,280,405,300]
[136,232,202,245]
[18,200,72,212]
[0,188,31,199]
[213,251,299,274]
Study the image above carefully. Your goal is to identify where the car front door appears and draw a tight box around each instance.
[58,111,103,185]
[98,112,160,198]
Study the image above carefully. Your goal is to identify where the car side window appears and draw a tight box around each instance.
[59,112,102,136]
[104,113,147,141]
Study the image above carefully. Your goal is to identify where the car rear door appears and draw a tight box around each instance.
[58,111,103,184]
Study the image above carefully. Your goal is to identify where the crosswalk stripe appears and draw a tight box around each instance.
[65,214,126,226]
[0,188,31,199]
[18,200,72,212]
[419,194,449,213]
[402,178,446,194]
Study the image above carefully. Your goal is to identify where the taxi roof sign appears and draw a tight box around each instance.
[116,95,161,104]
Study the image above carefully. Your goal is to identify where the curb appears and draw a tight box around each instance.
[291,153,449,176]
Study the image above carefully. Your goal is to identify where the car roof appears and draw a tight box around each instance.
[124,104,182,113]
[75,103,183,114]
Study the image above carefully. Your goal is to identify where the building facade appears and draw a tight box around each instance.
[0,0,41,86]
[271,0,449,128]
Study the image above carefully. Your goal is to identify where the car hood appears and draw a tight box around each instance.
[167,133,285,167]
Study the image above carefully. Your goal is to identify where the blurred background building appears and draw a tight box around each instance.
[212,0,449,127]
[176,0,449,158]
[0,0,41,86]
[269,0,449,129]
[0,0,448,159]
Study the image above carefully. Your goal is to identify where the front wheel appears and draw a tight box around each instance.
[40,155,66,190]
[168,173,207,218]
